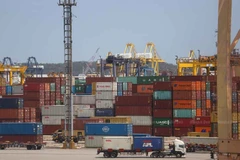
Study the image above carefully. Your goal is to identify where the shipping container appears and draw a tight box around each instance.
[133,126,152,135]
[210,111,218,123]
[153,127,173,136]
[41,105,66,116]
[96,91,117,100]
[95,108,114,117]
[172,81,195,91]
[173,109,196,118]
[6,86,12,95]
[73,95,96,105]
[102,136,132,150]
[115,95,152,106]
[86,77,116,85]
[85,135,105,148]
[75,85,86,93]
[137,76,170,84]
[174,127,194,137]
[42,116,65,125]
[0,108,24,119]
[173,100,196,109]
[133,137,164,150]
[153,91,172,100]
[153,82,172,91]
[101,116,132,123]
[24,91,44,100]
[73,105,95,115]
[0,135,43,143]
[43,125,62,135]
[173,118,195,128]
[94,82,117,91]
[170,76,206,81]
[61,118,104,130]
[115,106,152,116]
[152,118,172,127]
[77,108,95,118]
[129,116,152,126]
[153,109,172,118]
[0,122,43,135]
[195,116,211,126]
[85,84,92,94]
[153,100,173,109]
[195,126,211,132]
[23,83,45,91]
[173,91,196,100]
[84,123,133,136]
[96,100,114,108]
[187,132,210,137]
[117,77,137,84]
[137,85,153,94]
[0,98,23,108]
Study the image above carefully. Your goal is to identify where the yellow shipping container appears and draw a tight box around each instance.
[100,116,132,123]
[92,82,96,91]
[232,113,238,122]
[187,132,209,137]
[211,111,218,123]
[92,90,96,95]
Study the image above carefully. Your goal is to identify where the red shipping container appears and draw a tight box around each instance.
[153,127,173,136]
[133,126,152,135]
[0,109,24,119]
[24,83,45,91]
[61,118,104,130]
[43,125,62,135]
[137,85,153,94]
[201,100,206,108]
[170,76,206,81]
[24,108,30,120]
[153,100,173,109]
[44,101,50,105]
[2,95,24,98]
[50,100,56,105]
[206,76,216,82]
[196,91,201,100]
[153,109,172,118]
[0,135,43,143]
[0,119,23,122]
[24,100,44,108]
[195,116,210,127]
[23,91,44,100]
[233,133,238,140]
[123,91,127,96]
[173,91,196,100]
[132,84,137,93]
[174,127,194,137]
[44,92,50,100]
[172,81,195,91]
[127,92,132,96]
[127,82,133,92]
[56,92,61,99]
[50,92,56,100]
[115,95,152,106]
[115,106,152,116]
[153,82,172,91]
[201,91,206,99]
[0,86,6,95]
[173,118,195,128]
[25,77,57,83]
[30,108,36,118]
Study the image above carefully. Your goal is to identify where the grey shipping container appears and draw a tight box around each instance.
[73,95,96,105]
[41,105,66,116]
[12,86,23,95]
[85,135,104,148]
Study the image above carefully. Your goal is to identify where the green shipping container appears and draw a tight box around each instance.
[75,79,86,85]
[232,123,238,134]
[117,77,137,84]
[137,76,170,84]
[153,91,172,100]
[153,118,172,127]
[61,86,65,94]
[196,100,201,108]
[123,82,128,90]
[56,100,62,105]
[206,82,210,91]
[50,83,56,92]
[173,109,196,118]
[75,85,86,93]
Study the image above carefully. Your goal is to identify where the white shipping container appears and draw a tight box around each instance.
[96,91,117,100]
[42,116,65,125]
[77,108,95,118]
[85,135,104,148]
[73,95,96,105]
[12,85,23,95]
[41,105,66,116]
[102,136,132,150]
[130,116,152,126]
[96,82,117,91]
[73,105,92,115]
[96,100,114,108]
[72,77,75,86]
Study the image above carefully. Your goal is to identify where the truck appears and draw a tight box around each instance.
[97,136,186,158]
[52,129,85,143]
[180,136,218,152]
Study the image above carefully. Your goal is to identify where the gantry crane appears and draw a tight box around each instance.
[25,57,44,77]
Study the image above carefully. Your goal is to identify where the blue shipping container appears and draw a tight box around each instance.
[95,108,115,117]
[0,122,43,135]
[85,84,92,94]
[133,133,151,137]
[6,86,12,95]
[72,86,76,94]
[0,98,23,109]
[117,82,123,92]
[233,92,237,103]
[117,91,123,96]
[133,137,164,150]
[85,123,133,136]
[153,91,172,100]
[206,91,211,99]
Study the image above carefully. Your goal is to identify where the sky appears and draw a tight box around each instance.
[0,0,240,65]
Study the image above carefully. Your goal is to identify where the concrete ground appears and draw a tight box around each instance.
[0,148,213,160]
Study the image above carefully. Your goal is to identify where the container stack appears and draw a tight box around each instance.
[0,77,6,96]
[84,123,133,148]
[172,81,196,136]
[115,95,153,135]
[94,82,117,117]
[152,82,173,137]
[232,80,240,139]
[210,81,217,137]
[73,95,96,118]
[116,82,133,96]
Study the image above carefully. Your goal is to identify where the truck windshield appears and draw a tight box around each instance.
[179,145,185,148]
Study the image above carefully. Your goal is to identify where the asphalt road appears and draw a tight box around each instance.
[0,148,213,160]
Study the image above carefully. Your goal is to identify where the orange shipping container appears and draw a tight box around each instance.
[195,81,201,91]
[201,81,206,90]
[196,108,202,116]
[136,85,153,94]
[45,83,50,91]
[172,81,196,91]
[206,100,211,108]
[173,100,196,109]
[195,126,211,132]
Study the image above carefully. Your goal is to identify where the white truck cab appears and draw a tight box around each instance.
[173,139,186,155]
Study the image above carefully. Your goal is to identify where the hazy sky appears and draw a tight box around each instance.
[1,0,240,64]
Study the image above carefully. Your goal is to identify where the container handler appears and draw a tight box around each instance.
[52,129,84,143]
[97,136,186,158]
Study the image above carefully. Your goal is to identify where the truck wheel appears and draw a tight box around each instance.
[176,153,182,158]
[103,152,110,158]
[37,146,42,150]
[158,153,165,158]
[110,152,118,158]
[26,145,32,150]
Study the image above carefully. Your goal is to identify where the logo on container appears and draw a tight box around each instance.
[102,126,110,132]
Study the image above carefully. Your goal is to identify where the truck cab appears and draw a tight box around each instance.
[173,139,186,156]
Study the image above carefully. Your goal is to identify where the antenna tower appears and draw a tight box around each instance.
[58,0,77,149]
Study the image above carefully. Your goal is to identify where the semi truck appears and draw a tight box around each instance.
[52,129,85,143]
[97,136,186,158]
[180,136,218,152]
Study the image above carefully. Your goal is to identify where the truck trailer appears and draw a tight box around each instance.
[97,136,186,158]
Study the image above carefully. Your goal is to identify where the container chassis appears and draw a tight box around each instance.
[97,148,185,158]
[0,141,46,150]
